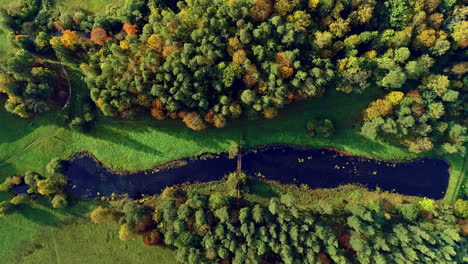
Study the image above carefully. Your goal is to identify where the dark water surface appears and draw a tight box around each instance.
[66,145,450,199]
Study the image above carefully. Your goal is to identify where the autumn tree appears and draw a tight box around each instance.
[60,30,78,48]
[91,28,108,46]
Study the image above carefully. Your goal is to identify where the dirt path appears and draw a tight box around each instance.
[60,63,72,108]
[51,230,61,264]
[0,128,64,168]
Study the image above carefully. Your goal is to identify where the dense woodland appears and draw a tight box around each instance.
[2,168,467,264]
[0,0,467,154]
[90,173,468,264]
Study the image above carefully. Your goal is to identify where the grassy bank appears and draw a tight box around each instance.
[0,193,175,263]
[0,75,464,201]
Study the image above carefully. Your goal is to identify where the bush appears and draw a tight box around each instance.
[143,229,163,246]
[0,201,14,217]
[37,178,66,195]
[161,186,186,200]
[69,117,89,132]
[46,158,67,176]
[51,194,68,208]
[10,194,28,205]
[306,118,335,137]
[119,224,138,241]
[453,199,468,219]
[90,206,121,224]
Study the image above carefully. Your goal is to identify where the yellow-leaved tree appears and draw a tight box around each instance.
[60,30,78,47]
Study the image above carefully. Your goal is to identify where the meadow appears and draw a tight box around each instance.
[1,73,464,201]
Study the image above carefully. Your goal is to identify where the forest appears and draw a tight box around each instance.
[0,0,466,154]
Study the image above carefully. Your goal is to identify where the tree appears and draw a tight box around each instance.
[60,30,78,47]
[419,75,450,96]
[0,201,14,217]
[250,0,274,22]
[427,102,445,119]
[209,193,230,211]
[396,203,419,221]
[10,194,28,205]
[241,90,256,105]
[123,23,139,35]
[182,112,207,131]
[408,137,433,153]
[385,0,413,30]
[37,179,64,195]
[91,28,108,46]
[69,117,88,132]
[452,21,468,48]
[453,199,468,218]
[361,117,385,140]
[314,31,333,49]
[364,99,393,121]
[418,198,436,215]
[24,171,40,193]
[46,158,67,176]
[380,70,407,89]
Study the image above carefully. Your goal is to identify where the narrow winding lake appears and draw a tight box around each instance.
[66,145,450,199]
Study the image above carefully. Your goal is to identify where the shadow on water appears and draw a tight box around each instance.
[66,145,450,200]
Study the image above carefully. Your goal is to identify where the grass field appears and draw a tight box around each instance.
[0,193,176,263]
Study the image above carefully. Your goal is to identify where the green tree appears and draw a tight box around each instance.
[396,203,419,221]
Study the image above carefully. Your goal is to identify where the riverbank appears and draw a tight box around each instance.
[1,84,464,202]
[65,145,450,200]
[1,175,443,263]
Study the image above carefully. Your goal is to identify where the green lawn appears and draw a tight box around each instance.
[57,0,125,14]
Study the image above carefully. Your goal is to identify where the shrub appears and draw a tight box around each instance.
[69,117,89,132]
[10,194,28,205]
[90,206,121,224]
[161,186,186,200]
[0,201,14,217]
[418,197,437,214]
[454,199,468,219]
[182,112,207,131]
[143,229,163,246]
[51,194,68,208]
[119,224,138,241]
[306,118,335,137]
[46,158,67,176]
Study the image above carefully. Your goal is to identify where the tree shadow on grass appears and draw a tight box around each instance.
[91,124,163,156]
[0,107,38,144]
[92,117,237,157]
[16,204,61,227]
